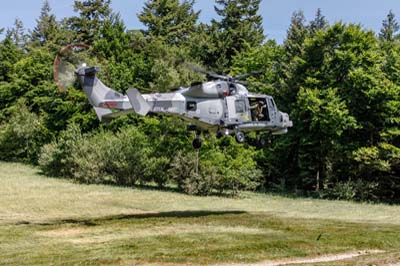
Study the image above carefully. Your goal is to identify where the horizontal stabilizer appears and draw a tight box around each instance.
[94,107,134,122]
[126,88,151,116]
[94,107,113,122]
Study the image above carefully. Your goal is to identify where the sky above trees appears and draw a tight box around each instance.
[1,0,399,43]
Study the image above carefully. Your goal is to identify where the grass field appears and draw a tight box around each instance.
[1,162,400,266]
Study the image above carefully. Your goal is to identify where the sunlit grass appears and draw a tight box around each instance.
[1,162,400,265]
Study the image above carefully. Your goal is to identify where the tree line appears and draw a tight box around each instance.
[0,0,399,201]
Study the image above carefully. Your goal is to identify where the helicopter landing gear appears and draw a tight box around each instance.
[235,131,245,143]
[192,137,202,149]
[192,129,203,149]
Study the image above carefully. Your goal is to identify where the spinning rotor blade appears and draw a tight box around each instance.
[53,43,91,92]
[185,63,227,81]
[233,70,263,81]
[186,62,265,85]
[236,80,250,86]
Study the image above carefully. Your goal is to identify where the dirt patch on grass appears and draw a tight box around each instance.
[38,227,88,237]
[42,224,280,244]
[222,250,385,266]
[73,225,279,244]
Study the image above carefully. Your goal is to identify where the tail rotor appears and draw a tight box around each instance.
[53,43,92,92]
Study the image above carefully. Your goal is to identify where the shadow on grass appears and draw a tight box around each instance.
[20,210,246,227]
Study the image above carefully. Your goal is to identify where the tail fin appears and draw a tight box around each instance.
[126,88,151,116]
[75,66,126,107]
[76,66,150,120]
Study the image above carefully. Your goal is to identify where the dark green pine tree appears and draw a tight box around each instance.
[379,10,399,42]
[308,8,328,35]
[138,0,199,46]
[212,0,264,69]
[94,13,131,60]
[284,10,307,59]
[6,18,28,49]
[379,11,400,83]
[68,0,112,44]
[0,34,22,82]
[31,0,60,46]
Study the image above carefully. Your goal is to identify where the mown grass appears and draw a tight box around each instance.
[1,162,400,266]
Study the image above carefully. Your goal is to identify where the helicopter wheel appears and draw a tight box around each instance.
[192,137,202,149]
[235,131,245,143]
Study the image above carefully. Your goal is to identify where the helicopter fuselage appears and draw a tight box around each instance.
[76,66,292,147]
[139,85,292,136]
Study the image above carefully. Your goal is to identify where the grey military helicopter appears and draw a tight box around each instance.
[54,44,293,149]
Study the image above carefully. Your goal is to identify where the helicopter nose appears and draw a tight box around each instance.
[280,112,293,128]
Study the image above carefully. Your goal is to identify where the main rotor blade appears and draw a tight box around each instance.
[233,70,264,81]
[185,62,227,80]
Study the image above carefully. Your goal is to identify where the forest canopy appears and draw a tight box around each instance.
[0,0,399,202]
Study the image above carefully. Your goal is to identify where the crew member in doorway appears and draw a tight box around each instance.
[252,100,265,121]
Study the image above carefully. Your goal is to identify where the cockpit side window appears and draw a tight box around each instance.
[235,100,245,113]
[269,98,276,109]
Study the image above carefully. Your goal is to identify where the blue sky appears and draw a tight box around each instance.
[0,0,399,43]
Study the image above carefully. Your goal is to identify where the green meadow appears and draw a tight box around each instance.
[1,162,400,266]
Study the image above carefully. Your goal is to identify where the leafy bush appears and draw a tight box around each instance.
[169,151,197,192]
[39,123,83,177]
[203,137,263,196]
[168,137,263,196]
[320,179,379,202]
[0,101,51,163]
[143,156,170,187]
[40,124,151,185]
[100,127,150,185]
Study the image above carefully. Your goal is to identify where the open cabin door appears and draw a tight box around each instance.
[225,96,237,120]
[249,97,270,122]
[225,96,249,122]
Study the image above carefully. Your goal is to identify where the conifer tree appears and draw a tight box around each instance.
[211,0,264,69]
[379,10,399,42]
[31,0,60,46]
[379,11,400,82]
[284,10,307,59]
[138,0,199,46]
[68,0,112,44]
[309,8,328,35]
[0,34,22,82]
[7,18,28,49]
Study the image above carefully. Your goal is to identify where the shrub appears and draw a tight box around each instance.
[0,101,51,163]
[39,125,150,185]
[169,151,197,191]
[38,123,83,177]
[101,127,150,186]
[168,137,263,196]
[320,179,379,202]
[143,156,170,187]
